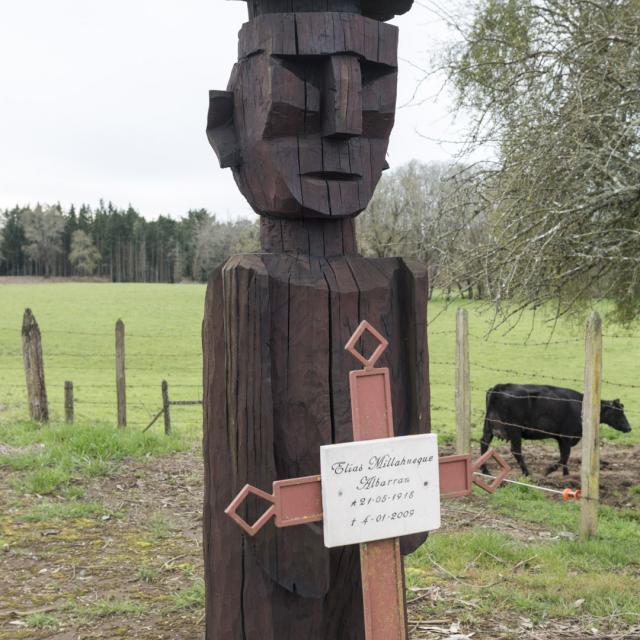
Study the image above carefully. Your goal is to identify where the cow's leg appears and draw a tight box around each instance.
[544,439,563,476]
[480,419,494,475]
[559,438,572,476]
[510,434,529,476]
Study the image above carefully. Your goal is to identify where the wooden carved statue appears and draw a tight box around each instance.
[203,1,429,638]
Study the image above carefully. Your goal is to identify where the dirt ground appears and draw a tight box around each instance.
[1,443,638,640]
[478,440,640,508]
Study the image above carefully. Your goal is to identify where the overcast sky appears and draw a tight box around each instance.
[0,1,470,221]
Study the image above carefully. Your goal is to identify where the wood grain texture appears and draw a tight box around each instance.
[203,250,429,639]
[239,13,398,67]
[260,217,357,255]
[455,308,471,455]
[243,0,413,22]
[208,12,399,219]
[204,3,421,637]
[64,381,74,424]
[580,312,602,538]
[162,380,171,436]
[22,308,48,423]
[115,319,126,428]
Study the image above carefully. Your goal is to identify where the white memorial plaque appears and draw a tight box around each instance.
[320,434,441,548]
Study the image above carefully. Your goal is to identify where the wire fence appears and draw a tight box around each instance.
[433,309,640,535]
[3,308,639,442]
[1,313,203,432]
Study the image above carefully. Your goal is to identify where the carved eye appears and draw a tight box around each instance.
[264,57,321,137]
[361,62,397,138]
[361,61,396,85]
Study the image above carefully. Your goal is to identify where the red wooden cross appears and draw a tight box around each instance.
[226,321,509,640]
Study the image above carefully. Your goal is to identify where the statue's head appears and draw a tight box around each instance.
[207,0,412,219]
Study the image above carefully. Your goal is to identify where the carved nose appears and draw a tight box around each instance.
[323,55,362,138]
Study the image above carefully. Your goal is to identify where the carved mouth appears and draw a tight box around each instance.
[302,171,361,182]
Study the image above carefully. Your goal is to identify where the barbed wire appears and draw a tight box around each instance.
[469,361,585,386]
[75,399,151,409]
[0,350,202,358]
[429,329,585,347]
[469,334,583,347]
[483,416,583,440]
[0,325,200,339]
[1,365,202,373]
[0,382,200,389]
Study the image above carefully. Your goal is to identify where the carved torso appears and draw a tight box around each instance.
[202,3,427,639]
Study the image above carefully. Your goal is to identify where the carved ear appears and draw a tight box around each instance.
[206,90,241,168]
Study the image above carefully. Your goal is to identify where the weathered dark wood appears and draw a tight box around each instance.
[260,217,357,255]
[455,308,471,455]
[209,12,400,220]
[64,381,74,424]
[115,319,126,428]
[323,55,362,137]
[162,380,171,436]
[204,2,420,638]
[143,408,164,433]
[21,308,48,423]
[203,253,429,639]
[581,312,602,538]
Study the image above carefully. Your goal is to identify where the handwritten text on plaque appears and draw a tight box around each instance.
[320,434,441,548]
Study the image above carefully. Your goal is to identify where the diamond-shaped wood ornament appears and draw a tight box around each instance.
[471,449,510,493]
[224,484,276,536]
[344,320,389,370]
[224,476,324,537]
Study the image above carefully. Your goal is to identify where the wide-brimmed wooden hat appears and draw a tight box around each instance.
[240,0,413,21]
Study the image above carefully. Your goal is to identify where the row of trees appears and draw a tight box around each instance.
[1,172,482,294]
[0,202,258,282]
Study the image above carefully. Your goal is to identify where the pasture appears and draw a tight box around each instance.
[1,281,639,638]
[1,281,639,446]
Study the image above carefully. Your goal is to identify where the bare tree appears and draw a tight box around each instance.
[358,161,489,298]
[192,214,259,279]
[21,205,65,277]
[442,0,640,323]
[69,230,102,276]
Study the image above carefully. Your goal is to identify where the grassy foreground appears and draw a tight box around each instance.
[407,484,640,626]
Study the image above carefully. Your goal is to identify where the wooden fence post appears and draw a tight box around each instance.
[581,311,602,539]
[64,381,74,424]
[22,308,49,422]
[115,319,126,428]
[455,308,471,455]
[162,380,171,436]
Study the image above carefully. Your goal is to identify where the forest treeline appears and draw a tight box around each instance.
[0,202,259,282]
[0,164,482,295]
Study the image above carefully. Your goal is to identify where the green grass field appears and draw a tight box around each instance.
[1,282,638,443]
[1,282,639,637]
[0,283,204,432]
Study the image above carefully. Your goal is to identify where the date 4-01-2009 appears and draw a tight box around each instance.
[350,510,416,527]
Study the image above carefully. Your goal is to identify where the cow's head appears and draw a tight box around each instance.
[600,399,631,433]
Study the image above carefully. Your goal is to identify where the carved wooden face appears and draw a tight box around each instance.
[207,13,399,219]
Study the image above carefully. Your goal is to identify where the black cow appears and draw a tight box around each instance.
[481,383,631,476]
